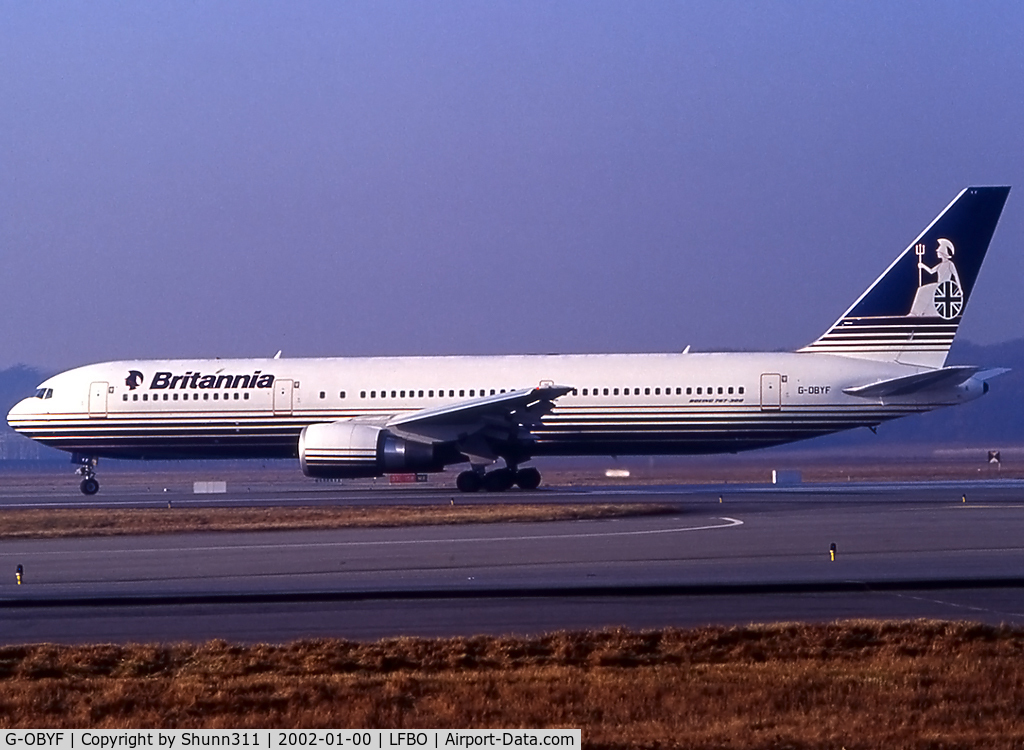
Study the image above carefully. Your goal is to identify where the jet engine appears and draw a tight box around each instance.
[298,420,442,478]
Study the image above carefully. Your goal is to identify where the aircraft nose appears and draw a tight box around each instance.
[7,397,38,429]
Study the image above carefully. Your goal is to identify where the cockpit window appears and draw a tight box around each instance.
[33,388,54,399]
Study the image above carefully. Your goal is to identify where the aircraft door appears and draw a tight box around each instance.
[760,373,782,411]
[89,382,109,418]
[274,379,294,416]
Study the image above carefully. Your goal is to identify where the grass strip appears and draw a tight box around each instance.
[2,620,1024,747]
[0,503,680,539]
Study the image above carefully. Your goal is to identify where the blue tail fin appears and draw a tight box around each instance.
[800,186,1010,368]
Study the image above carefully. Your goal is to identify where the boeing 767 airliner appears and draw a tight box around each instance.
[8,186,1011,494]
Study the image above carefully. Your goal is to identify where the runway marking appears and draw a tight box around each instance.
[887,591,1024,621]
[956,505,1024,509]
[580,479,1024,495]
[0,516,744,556]
[1,500,204,509]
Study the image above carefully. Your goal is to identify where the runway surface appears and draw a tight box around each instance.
[4,480,1024,643]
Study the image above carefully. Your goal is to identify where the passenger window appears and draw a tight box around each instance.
[143,394,148,401]
[122,394,128,401]
[320,391,325,399]
[428,390,434,397]
[582,389,588,396]
[214,393,218,400]
[360,391,366,398]
[686,387,691,395]
[654,388,660,395]
[400,390,406,398]
[164,394,169,401]
[603,388,609,395]
[204,393,209,400]
[696,388,702,395]
[234,393,239,400]
[418,390,424,397]
[676,387,682,395]
[370,391,376,398]
[728,387,734,394]
[739,386,745,394]
[133,394,139,401]
[460,390,465,397]
[571,389,578,396]
[645,388,651,395]
[613,388,619,396]
[173,394,179,401]
[718,387,723,394]
[391,391,396,398]
[341,391,346,399]
[244,393,250,400]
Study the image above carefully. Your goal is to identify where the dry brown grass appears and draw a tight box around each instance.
[0,503,679,539]
[2,621,1024,747]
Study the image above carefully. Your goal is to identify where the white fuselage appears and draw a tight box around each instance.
[6,351,983,462]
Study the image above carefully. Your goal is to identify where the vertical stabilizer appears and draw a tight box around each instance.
[799,186,1010,368]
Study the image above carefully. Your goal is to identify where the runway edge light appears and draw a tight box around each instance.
[829,543,836,562]
[16,564,23,585]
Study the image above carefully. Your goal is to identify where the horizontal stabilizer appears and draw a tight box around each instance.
[843,366,983,398]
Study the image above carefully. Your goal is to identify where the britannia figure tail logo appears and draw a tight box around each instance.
[126,370,144,390]
[908,238,962,319]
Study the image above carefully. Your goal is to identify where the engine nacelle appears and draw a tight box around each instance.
[299,420,442,478]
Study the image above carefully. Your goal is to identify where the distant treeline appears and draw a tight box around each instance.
[2,338,1023,461]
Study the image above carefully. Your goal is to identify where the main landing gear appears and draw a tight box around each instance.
[456,466,542,493]
[73,455,100,495]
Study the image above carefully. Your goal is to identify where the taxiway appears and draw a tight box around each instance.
[3,482,1024,643]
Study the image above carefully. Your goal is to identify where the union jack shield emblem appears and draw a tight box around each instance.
[934,280,963,319]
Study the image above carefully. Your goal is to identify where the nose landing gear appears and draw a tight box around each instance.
[73,455,100,495]
[79,476,100,495]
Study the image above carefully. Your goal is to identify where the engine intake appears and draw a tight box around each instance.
[299,420,442,478]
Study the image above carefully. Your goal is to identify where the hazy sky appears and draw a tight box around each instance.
[3,1,1023,370]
